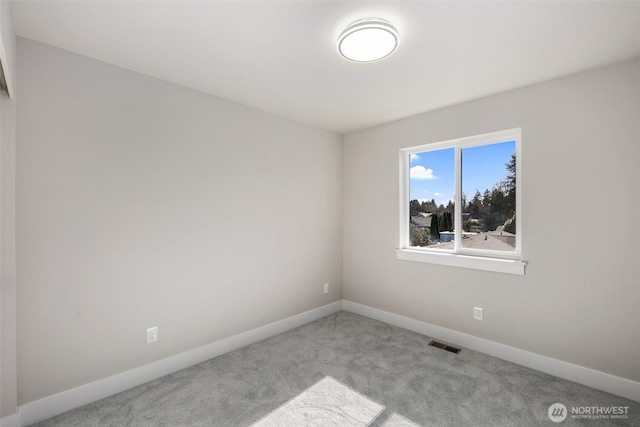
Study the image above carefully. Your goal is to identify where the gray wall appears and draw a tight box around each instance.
[343,59,640,382]
[16,38,343,404]
[0,0,17,419]
[1,86,17,419]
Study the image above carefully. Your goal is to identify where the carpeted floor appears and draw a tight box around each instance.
[30,311,639,426]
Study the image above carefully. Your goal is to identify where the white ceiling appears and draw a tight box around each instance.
[10,1,640,134]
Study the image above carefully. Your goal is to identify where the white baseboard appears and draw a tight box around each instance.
[18,301,343,426]
[0,414,20,427]
[343,300,640,403]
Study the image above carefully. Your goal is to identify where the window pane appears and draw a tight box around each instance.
[461,141,516,252]
[409,148,455,249]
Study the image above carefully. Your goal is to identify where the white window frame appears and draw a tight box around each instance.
[397,128,526,275]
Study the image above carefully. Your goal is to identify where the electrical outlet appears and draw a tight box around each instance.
[146,326,158,344]
[323,283,329,294]
[473,307,483,321]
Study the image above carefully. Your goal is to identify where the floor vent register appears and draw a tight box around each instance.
[428,340,462,354]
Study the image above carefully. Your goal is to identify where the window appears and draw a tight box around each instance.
[398,129,526,275]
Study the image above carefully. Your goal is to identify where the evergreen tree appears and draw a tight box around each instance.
[442,211,453,232]
[410,199,421,216]
[445,200,455,212]
[469,190,482,214]
[482,189,491,213]
[430,214,440,241]
[502,153,516,215]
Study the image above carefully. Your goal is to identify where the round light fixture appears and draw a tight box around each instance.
[337,18,399,63]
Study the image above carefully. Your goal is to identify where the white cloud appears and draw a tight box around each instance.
[434,192,443,196]
[410,165,436,180]
[410,153,420,163]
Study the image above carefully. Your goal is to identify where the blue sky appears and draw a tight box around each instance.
[409,140,515,206]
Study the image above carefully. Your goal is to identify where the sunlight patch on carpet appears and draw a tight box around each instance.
[252,376,385,427]
[381,412,421,427]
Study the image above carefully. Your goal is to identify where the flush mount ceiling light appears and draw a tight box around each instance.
[337,18,399,63]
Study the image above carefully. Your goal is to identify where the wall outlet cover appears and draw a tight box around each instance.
[146,326,158,344]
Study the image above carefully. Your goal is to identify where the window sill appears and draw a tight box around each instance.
[396,248,526,275]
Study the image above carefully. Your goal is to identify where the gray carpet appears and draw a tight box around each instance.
[30,311,639,426]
